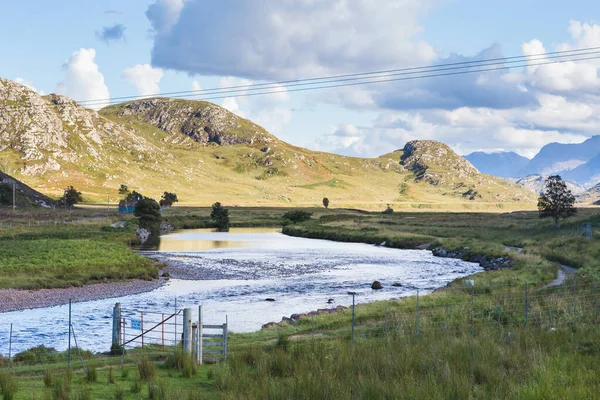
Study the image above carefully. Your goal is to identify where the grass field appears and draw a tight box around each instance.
[1,204,599,398]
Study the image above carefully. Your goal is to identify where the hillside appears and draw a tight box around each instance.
[509,175,586,196]
[578,183,600,205]
[0,171,55,207]
[0,78,534,208]
[464,151,529,178]
[562,153,600,189]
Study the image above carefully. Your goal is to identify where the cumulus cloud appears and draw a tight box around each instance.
[56,48,110,109]
[96,24,126,44]
[121,64,164,96]
[147,0,437,80]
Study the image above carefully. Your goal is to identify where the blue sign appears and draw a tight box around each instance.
[131,319,142,330]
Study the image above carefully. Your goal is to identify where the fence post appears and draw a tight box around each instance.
[191,323,198,361]
[311,314,315,350]
[174,297,178,363]
[141,312,145,348]
[198,305,203,365]
[8,323,12,371]
[573,275,577,326]
[416,289,420,336]
[161,313,165,350]
[385,306,389,343]
[525,283,529,327]
[471,284,475,336]
[112,303,121,347]
[223,315,229,361]
[68,299,72,370]
[183,308,192,355]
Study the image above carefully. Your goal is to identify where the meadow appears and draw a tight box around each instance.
[0,204,599,399]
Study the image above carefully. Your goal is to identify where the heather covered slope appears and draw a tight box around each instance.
[0,78,534,208]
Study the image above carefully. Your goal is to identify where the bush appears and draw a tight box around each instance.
[134,198,162,229]
[13,345,57,364]
[211,202,230,231]
[281,210,312,224]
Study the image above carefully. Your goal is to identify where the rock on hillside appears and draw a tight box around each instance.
[0,171,55,207]
[464,151,530,178]
[101,98,276,147]
[0,77,167,181]
[400,140,479,184]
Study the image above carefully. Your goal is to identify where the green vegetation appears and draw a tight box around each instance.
[210,202,230,232]
[1,206,599,398]
[281,210,312,225]
[134,198,162,229]
[62,186,83,208]
[160,192,178,208]
[538,175,577,226]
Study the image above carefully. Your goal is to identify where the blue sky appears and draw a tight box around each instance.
[2,1,599,158]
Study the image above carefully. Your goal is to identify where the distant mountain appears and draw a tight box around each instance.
[0,77,534,206]
[0,171,55,207]
[464,151,529,178]
[509,175,586,196]
[562,154,600,189]
[519,136,600,177]
[578,183,600,205]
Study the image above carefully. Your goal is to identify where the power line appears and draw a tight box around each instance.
[76,46,600,106]
[1,48,600,111]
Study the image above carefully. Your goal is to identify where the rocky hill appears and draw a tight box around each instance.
[464,151,530,178]
[578,183,600,205]
[509,175,586,196]
[0,77,534,208]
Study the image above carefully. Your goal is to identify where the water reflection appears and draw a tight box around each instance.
[158,227,281,252]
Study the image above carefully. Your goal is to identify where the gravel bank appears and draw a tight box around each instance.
[0,277,167,313]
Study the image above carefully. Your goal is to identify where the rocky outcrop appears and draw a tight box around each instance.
[432,247,514,271]
[102,98,276,147]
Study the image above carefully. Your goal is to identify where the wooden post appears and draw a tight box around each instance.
[198,306,203,365]
[112,303,121,347]
[223,315,229,361]
[161,313,165,350]
[192,323,198,361]
[183,308,192,355]
[141,312,144,348]
[416,289,419,336]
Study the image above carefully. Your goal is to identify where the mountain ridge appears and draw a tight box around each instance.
[0,77,533,207]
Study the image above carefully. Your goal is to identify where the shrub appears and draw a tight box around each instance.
[85,367,97,382]
[281,210,312,224]
[13,345,57,364]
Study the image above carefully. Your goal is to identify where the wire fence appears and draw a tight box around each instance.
[1,279,599,369]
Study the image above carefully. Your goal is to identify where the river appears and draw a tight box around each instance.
[0,228,481,355]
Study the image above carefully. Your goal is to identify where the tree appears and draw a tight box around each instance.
[322,197,329,209]
[125,191,144,202]
[63,186,82,208]
[134,198,161,229]
[118,184,130,196]
[383,204,394,214]
[160,192,178,207]
[538,175,576,226]
[211,202,230,231]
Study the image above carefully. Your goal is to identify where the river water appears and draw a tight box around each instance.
[0,229,481,355]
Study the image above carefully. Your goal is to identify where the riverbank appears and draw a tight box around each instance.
[0,276,168,313]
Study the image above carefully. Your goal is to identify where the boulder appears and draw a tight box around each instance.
[371,281,383,290]
[392,282,402,287]
[265,298,276,302]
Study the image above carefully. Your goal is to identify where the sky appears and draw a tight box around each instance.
[1,0,600,159]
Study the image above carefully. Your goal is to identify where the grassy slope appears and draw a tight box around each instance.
[0,208,157,289]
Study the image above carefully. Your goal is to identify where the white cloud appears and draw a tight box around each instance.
[147,0,437,80]
[56,48,110,109]
[121,64,163,96]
